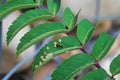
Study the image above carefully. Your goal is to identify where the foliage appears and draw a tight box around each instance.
[80,69,114,80]
[7,9,53,45]
[110,54,120,76]
[0,0,120,80]
[77,19,95,45]
[51,53,95,80]
[32,36,82,72]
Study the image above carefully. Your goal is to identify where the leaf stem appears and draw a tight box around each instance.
[110,74,115,79]
[94,62,101,68]
[37,5,40,9]
[80,47,87,53]
[91,55,102,69]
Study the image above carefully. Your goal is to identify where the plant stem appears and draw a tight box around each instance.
[48,16,61,22]
[38,3,103,79]
[80,47,87,53]
[94,62,101,68]
[110,74,114,79]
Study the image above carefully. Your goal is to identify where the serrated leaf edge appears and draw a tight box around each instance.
[68,61,94,80]
[33,46,81,73]
[0,4,37,19]
[51,53,95,80]
[16,29,68,56]
[7,15,52,45]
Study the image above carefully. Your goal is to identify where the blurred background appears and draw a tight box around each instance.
[0,0,120,80]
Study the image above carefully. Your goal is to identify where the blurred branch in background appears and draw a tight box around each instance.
[0,21,2,68]
[0,0,2,5]
[0,0,6,5]
[2,36,53,80]
[0,0,6,70]
[95,0,100,20]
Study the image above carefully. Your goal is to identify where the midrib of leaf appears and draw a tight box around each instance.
[63,8,75,29]
[7,15,52,45]
[33,47,81,72]
[83,27,94,44]
[70,10,80,28]
[51,54,95,80]
[0,1,37,19]
[103,77,112,80]
[69,10,80,31]
[0,4,36,15]
[47,0,60,16]
[53,46,81,55]
[36,0,40,5]
[112,65,120,75]
[0,4,36,19]
[53,2,56,16]
[96,37,116,60]
[33,53,54,72]
[79,69,111,80]
[69,16,75,29]
[53,7,56,16]
[32,36,81,72]
[16,29,68,56]
[68,62,94,80]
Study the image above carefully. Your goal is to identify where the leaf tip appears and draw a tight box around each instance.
[32,69,36,74]
[76,9,81,16]
[16,53,19,58]
[7,42,9,46]
[16,50,21,57]
[6,38,11,46]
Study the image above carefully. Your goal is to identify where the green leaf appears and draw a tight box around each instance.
[17,22,68,56]
[32,36,82,72]
[110,54,120,76]
[77,19,95,44]
[7,9,53,45]
[35,0,44,5]
[62,7,80,31]
[92,32,116,60]
[80,69,112,80]
[47,0,61,16]
[51,53,95,80]
[0,0,37,19]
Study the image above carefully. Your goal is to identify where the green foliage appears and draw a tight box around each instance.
[17,22,68,56]
[0,0,37,19]
[7,9,53,45]
[51,53,95,80]
[110,54,120,76]
[32,36,82,72]
[35,0,44,5]
[47,0,61,16]
[92,32,116,60]
[62,7,79,31]
[80,69,112,80]
[1,0,120,79]
[77,19,95,44]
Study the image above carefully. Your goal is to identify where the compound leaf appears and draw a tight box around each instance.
[0,0,37,19]
[77,19,95,44]
[17,22,68,56]
[80,69,112,80]
[51,53,95,80]
[92,32,116,60]
[47,0,61,16]
[7,9,53,45]
[32,36,82,72]
[110,54,120,76]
